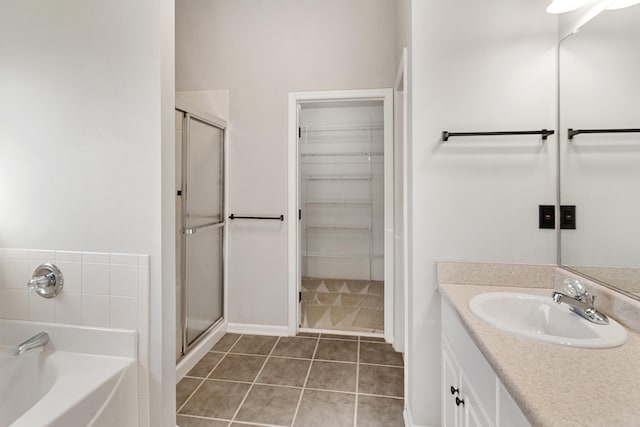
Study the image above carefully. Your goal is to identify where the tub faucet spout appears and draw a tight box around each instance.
[16,331,49,355]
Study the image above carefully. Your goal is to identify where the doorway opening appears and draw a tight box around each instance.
[288,89,394,341]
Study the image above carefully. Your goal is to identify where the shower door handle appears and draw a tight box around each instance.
[183,221,225,235]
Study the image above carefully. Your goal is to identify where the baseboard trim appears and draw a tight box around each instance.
[227,322,289,336]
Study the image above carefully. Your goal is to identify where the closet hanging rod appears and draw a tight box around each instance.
[302,125,384,133]
[442,129,554,142]
[568,128,640,140]
[229,214,284,221]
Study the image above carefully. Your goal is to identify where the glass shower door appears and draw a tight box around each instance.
[181,114,224,352]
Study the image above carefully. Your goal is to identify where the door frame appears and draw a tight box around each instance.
[287,88,394,343]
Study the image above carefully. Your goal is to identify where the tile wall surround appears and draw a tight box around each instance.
[437,261,640,334]
[0,248,150,427]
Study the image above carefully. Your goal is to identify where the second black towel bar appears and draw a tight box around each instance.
[442,129,555,142]
[568,128,640,140]
[229,214,284,221]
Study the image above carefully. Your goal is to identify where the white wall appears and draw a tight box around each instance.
[395,0,411,64]
[408,1,558,424]
[0,1,175,426]
[176,0,396,329]
[559,0,614,37]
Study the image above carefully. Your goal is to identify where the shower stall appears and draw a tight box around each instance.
[175,107,226,362]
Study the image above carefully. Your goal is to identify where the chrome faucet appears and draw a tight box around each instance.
[16,331,50,356]
[552,279,609,325]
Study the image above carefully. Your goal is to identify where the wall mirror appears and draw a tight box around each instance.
[559,4,640,300]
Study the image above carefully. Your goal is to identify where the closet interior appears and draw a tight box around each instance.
[299,100,385,334]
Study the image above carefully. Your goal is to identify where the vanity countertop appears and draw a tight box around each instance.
[439,283,640,427]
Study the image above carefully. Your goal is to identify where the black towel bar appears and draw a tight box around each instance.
[568,128,640,140]
[442,129,554,142]
[229,214,284,221]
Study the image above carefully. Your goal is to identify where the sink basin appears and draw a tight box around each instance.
[468,292,627,348]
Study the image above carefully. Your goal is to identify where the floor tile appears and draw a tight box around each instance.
[187,352,225,378]
[176,415,229,427]
[294,389,355,427]
[179,379,250,419]
[296,332,319,338]
[211,333,241,352]
[357,395,404,427]
[209,353,266,382]
[359,342,404,366]
[257,357,310,387]
[235,384,301,426]
[230,335,278,355]
[177,377,202,408]
[315,339,358,362]
[359,336,386,343]
[272,336,317,359]
[358,365,404,397]
[306,361,357,392]
[320,333,358,341]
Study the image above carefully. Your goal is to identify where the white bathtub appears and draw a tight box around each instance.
[0,320,138,427]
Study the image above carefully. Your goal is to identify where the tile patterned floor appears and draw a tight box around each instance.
[177,333,404,427]
[301,278,384,334]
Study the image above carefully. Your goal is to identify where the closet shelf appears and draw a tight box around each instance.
[305,200,373,207]
[303,175,372,181]
[301,124,384,133]
[301,152,383,157]
[306,225,371,232]
[303,251,383,259]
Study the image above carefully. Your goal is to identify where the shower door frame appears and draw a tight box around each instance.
[176,106,228,361]
[287,88,395,344]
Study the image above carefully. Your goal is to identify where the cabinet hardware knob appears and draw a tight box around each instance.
[450,386,459,395]
[455,397,465,407]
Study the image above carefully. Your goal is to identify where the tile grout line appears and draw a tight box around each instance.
[353,336,360,427]
[177,414,234,422]
[177,333,242,414]
[290,334,321,426]
[229,336,282,425]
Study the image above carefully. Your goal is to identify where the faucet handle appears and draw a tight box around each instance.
[563,279,589,298]
[563,279,580,297]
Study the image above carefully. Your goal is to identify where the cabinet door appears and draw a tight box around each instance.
[460,374,492,427]
[498,382,531,427]
[464,399,486,427]
[442,336,461,427]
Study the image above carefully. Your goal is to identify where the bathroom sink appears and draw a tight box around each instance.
[468,292,627,348]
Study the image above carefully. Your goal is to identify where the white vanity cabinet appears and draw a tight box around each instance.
[441,297,531,427]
